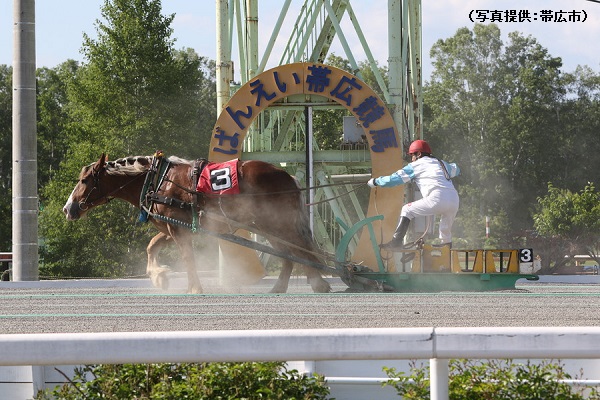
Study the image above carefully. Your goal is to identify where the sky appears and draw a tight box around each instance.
[1,0,600,82]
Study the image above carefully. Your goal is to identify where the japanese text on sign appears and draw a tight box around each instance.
[469,10,588,23]
[213,64,398,155]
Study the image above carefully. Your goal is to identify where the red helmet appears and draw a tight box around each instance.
[408,139,431,155]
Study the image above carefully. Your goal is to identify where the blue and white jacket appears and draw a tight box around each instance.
[374,156,460,197]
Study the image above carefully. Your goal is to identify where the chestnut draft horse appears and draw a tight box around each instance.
[63,154,331,294]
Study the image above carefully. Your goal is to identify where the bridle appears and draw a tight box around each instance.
[77,166,145,211]
[77,169,105,211]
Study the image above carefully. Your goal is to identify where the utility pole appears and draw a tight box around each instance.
[12,0,38,281]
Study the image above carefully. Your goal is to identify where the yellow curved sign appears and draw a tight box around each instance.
[211,62,403,271]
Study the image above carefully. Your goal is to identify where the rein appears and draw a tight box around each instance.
[136,154,367,235]
[304,183,366,206]
[163,174,367,205]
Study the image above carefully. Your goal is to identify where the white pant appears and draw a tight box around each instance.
[400,189,459,243]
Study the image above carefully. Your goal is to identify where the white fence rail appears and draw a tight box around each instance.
[2,327,600,399]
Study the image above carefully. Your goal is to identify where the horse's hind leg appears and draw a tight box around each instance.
[303,264,331,293]
[266,239,331,293]
[147,232,172,290]
[169,228,203,294]
[288,242,331,293]
[269,258,330,293]
[269,258,293,293]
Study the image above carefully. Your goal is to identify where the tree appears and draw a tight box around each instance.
[39,0,216,278]
[501,31,564,217]
[559,66,600,190]
[1,60,80,252]
[533,182,600,271]
[425,24,508,246]
[424,24,565,247]
[37,62,79,188]
[0,65,12,251]
[72,0,214,157]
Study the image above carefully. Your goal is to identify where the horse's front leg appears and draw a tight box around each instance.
[169,228,203,294]
[146,232,172,290]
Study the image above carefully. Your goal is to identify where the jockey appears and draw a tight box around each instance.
[367,139,460,251]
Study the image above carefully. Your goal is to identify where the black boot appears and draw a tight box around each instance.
[380,217,411,251]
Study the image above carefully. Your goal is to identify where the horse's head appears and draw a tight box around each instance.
[63,153,112,220]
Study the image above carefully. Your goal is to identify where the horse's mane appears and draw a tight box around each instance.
[99,155,193,176]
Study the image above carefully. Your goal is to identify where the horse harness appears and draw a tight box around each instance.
[139,152,208,231]
[133,154,355,267]
[137,153,367,232]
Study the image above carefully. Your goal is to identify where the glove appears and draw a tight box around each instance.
[367,178,377,188]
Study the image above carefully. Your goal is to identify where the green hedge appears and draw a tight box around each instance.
[384,359,600,399]
[35,362,331,400]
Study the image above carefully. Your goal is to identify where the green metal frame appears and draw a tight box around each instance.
[350,272,540,293]
[334,216,539,292]
[218,0,424,262]
[335,215,386,273]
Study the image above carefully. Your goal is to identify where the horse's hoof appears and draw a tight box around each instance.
[269,283,288,293]
[311,280,331,293]
[156,273,170,291]
[188,282,203,294]
[149,269,170,290]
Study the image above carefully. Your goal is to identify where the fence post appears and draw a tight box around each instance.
[32,365,45,394]
[430,358,449,400]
